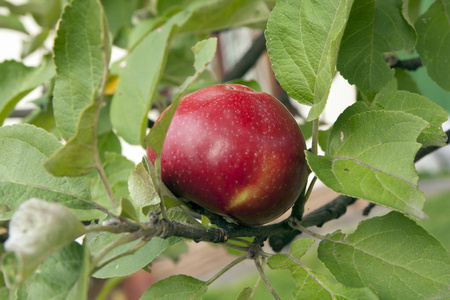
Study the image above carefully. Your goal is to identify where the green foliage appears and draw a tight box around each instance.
[269,239,378,299]
[266,0,354,121]
[86,231,179,279]
[307,103,428,219]
[0,124,93,220]
[140,274,206,300]
[337,0,416,97]
[16,242,86,300]
[0,0,449,299]
[52,0,110,139]
[415,0,450,91]
[0,58,55,125]
[318,212,450,299]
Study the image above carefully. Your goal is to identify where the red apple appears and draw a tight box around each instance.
[147,84,308,226]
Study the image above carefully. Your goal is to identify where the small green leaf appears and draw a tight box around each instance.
[0,14,27,33]
[128,162,160,209]
[97,131,122,162]
[110,10,192,146]
[266,0,354,120]
[337,0,417,96]
[140,275,206,300]
[118,198,140,223]
[318,211,450,299]
[53,0,110,139]
[268,239,378,300]
[236,287,253,300]
[87,231,179,278]
[0,58,55,125]
[3,199,86,285]
[307,106,428,219]
[0,124,93,221]
[415,0,450,91]
[14,242,85,300]
[21,29,50,58]
[374,90,448,147]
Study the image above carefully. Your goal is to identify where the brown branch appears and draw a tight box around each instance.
[388,56,423,71]
[221,31,267,82]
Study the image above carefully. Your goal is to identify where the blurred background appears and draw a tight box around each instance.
[1,0,449,299]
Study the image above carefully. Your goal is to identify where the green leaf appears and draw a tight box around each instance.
[100,0,139,39]
[374,90,448,147]
[2,199,86,285]
[140,275,206,300]
[118,198,140,223]
[146,37,217,156]
[307,106,428,219]
[14,242,85,300]
[21,29,50,58]
[266,0,354,121]
[178,0,272,34]
[415,0,450,91]
[87,231,179,278]
[45,0,111,176]
[318,211,450,299]
[337,0,417,96]
[97,130,122,162]
[235,287,253,300]
[53,0,110,139]
[44,104,102,176]
[0,59,55,125]
[268,239,378,300]
[0,14,27,33]
[0,124,93,221]
[128,162,160,209]
[110,10,192,146]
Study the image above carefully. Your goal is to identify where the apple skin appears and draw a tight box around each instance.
[147,84,308,226]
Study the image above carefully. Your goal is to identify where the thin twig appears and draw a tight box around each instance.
[189,255,248,299]
[254,257,281,300]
